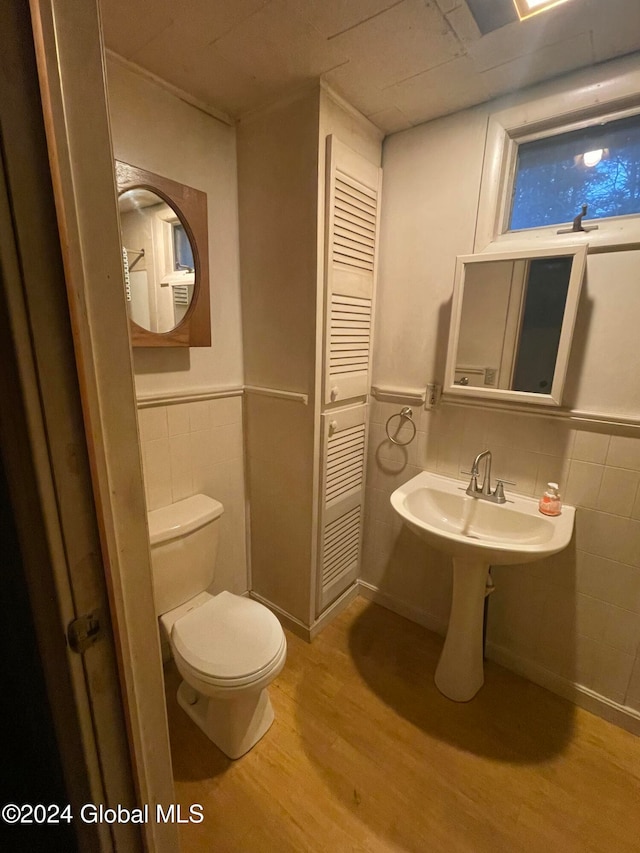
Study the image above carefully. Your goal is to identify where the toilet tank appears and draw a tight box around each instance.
[147,494,224,616]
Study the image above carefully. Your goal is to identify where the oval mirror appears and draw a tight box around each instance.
[115,160,210,348]
[118,187,196,334]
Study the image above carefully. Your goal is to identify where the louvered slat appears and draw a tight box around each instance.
[326,456,363,477]
[327,429,365,452]
[323,519,359,561]
[334,199,376,229]
[331,343,370,351]
[329,295,372,383]
[326,424,365,454]
[173,285,191,305]
[323,547,359,586]
[334,225,375,249]
[334,238,375,264]
[330,361,369,372]
[335,175,376,203]
[332,308,369,319]
[325,424,365,504]
[326,461,363,493]
[327,445,365,467]
[326,442,365,468]
[332,171,378,273]
[330,348,370,359]
[335,185,376,213]
[330,354,370,366]
[331,315,370,324]
[334,253,375,273]
[334,215,375,242]
[321,505,361,587]
[323,525,359,562]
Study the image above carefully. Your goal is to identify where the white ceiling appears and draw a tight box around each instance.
[100,0,640,133]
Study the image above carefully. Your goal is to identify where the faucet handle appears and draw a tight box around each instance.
[495,477,516,486]
[493,478,516,502]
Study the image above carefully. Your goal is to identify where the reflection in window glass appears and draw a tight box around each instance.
[512,257,571,393]
[509,114,640,230]
[173,222,195,271]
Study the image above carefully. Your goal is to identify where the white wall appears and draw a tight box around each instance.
[107,58,243,395]
[237,89,320,624]
[107,59,248,594]
[137,396,246,596]
[365,56,640,718]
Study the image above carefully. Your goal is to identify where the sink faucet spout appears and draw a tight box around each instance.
[471,449,492,496]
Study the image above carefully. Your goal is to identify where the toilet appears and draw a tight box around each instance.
[147,494,287,759]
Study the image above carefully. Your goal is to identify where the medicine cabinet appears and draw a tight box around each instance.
[444,244,587,406]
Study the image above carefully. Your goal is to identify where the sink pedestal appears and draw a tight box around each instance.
[435,558,489,702]
[390,471,575,701]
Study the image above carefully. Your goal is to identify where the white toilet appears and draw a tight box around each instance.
[147,494,287,759]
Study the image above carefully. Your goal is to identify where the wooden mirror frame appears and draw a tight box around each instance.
[115,161,211,347]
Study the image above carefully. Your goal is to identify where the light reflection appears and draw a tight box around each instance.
[582,149,604,168]
[512,0,573,20]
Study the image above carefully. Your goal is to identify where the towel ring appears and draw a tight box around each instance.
[385,407,416,446]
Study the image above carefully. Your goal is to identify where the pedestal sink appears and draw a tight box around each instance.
[390,471,575,701]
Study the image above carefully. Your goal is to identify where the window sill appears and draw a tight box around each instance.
[482,216,640,255]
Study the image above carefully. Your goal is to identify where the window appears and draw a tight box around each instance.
[172,222,195,271]
[510,113,640,231]
[474,62,640,252]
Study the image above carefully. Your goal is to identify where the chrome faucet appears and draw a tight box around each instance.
[465,450,509,504]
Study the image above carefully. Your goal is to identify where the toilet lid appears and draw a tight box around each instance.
[171,591,285,680]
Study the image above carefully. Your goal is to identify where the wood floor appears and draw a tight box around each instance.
[165,597,640,852]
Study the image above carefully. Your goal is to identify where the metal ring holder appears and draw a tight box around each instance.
[385,407,417,446]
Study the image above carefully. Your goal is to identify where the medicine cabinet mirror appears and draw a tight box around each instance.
[444,244,587,406]
[115,161,210,347]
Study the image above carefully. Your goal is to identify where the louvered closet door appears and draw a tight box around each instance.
[324,135,382,405]
[317,404,368,613]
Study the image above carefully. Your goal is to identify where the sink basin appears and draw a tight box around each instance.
[391,470,575,565]
[390,471,575,702]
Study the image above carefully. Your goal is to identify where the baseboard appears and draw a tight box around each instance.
[248,592,312,641]
[486,642,640,736]
[249,584,361,642]
[309,584,360,640]
[357,581,448,637]
[358,581,640,736]
[251,580,640,735]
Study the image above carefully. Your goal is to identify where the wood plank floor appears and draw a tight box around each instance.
[165,597,640,852]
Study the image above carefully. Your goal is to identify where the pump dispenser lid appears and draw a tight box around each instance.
[546,482,560,496]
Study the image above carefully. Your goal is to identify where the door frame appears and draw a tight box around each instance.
[1,1,179,850]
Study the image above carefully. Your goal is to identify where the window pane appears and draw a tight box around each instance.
[173,222,195,271]
[509,114,640,230]
[512,257,571,393]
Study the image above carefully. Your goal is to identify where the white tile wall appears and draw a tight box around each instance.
[362,400,640,713]
[137,395,248,595]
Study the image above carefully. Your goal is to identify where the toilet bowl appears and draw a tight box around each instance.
[160,590,286,758]
[148,495,287,759]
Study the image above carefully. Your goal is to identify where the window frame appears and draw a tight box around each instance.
[475,63,640,253]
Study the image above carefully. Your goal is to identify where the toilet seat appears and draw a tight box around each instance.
[171,591,286,689]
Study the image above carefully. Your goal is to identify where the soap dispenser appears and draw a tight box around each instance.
[539,482,562,516]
